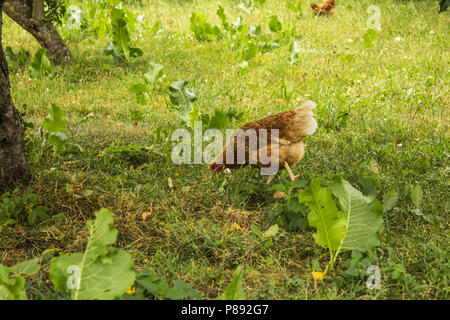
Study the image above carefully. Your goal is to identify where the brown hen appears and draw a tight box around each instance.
[310,0,336,16]
[209,101,318,184]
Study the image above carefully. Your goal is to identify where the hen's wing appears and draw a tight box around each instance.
[248,131,291,168]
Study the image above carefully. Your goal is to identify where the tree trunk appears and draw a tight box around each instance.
[3,0,71,64]
[0,2,30,193]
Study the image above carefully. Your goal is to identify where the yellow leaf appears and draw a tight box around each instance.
[312,271,325,280]
[231,222,243,231]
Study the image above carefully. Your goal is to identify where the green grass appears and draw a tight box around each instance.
[1,0,449,299]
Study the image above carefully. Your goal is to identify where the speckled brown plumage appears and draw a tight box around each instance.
[209,101,318,178]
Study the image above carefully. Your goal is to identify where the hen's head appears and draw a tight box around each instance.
[209,162,225,173]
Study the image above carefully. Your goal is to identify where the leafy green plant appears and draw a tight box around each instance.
[235,182,262,202]
[129,82,149,106]
[342,250,378,280]
[28,49,52,79]
[286,0,303,18]
[190,12,222,41]
[169,80,197,128]
[216,5,229,32]
[270,179,309,231]
[268,14,282,34]
[363,29,377,48]
[104,8,143,61]
[128,63,165,106]
[145,63,166,87]
[251,224,279,249]
[49,208,136,300]
[5,47,31,66]
[299,178,384,273]
[382,190,399,212]
[0,258,40,300]
[0,187,49,226]
[132,271,202,300]
[42,104,67,153]
[288,40,301,66]
[85,0,112,39]
[217,265,246,300]
[202,107,244,130]
[239,41,258,66]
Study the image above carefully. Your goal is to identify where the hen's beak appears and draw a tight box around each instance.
[209,162,225,173]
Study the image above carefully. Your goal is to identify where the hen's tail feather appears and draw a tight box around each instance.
[294,100,318,137]
[295,100,316,112]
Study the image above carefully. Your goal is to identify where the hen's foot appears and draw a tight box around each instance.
[284,162,300,181]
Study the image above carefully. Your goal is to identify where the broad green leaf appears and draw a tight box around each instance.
[271,183,287,193]
[49,208,135,300]
[43,104,67,133]
[410,184,423,208]
[5,47,17,61]
[357,176,377,197]
[109,17,131,61]
[144,63,164,84]
[10,258,40,276]
[188,104,200,129]
[17,49,31,66]
[263,224,279,239]
[217,265,246,300]
[169,80,197,127]
[48,132,67,152]
[383,190,399,212]
[104,8,142,61]
[0,264,10,284]
[27,209,37,225]
[0,264,27,300]
[250,224,262,238]
[299,179,347,251]
[330,178,384,252]
[269,15,282,33]
[28,49,51,79]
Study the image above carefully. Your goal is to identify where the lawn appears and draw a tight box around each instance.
[0,0,448,299]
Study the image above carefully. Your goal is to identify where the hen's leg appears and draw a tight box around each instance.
[266,174,276,184]
[284,162,300,181]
